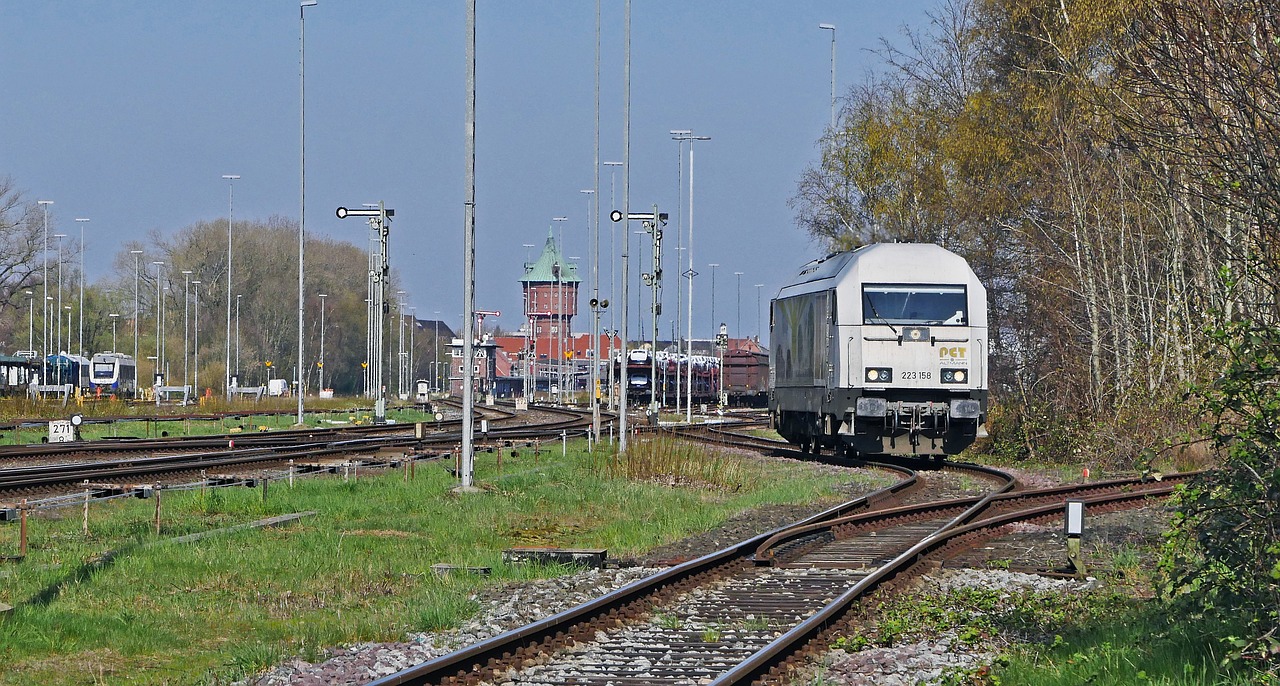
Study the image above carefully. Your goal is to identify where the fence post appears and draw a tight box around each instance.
[82,481,90,537]
[19,499,28,558]
[289,459,295,488]
[154,484,162,535]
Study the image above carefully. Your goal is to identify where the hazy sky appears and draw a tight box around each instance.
[1,1,934,343]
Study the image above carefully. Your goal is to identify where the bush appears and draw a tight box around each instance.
[1161,319,1280,677]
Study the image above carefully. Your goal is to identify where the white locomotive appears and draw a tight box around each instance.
[769,243,988,458]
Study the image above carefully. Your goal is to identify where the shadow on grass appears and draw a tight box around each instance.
[21,542,139,608]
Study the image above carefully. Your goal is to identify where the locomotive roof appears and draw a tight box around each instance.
[777,243,979,296]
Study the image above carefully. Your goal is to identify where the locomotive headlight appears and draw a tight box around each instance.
[865,367,892,383]
[941,368,968,384]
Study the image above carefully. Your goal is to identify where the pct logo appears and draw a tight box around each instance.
[939,347,967,360]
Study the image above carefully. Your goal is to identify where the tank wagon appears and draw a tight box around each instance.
[769,243,988,458]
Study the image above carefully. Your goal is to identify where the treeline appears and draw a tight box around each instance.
[0,203,446,396]
[791,0,1279,671]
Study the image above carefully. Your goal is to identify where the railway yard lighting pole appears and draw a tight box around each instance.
[26,291,35,351]
[38,200,52,368]
[192,280,201,396]
[131,250,143,393]
[318,293,327,393]
[54,233,66,354]
[709,263,720,340]
[235,294,242,383]
[670,131,709,422]
[75,218,88,356]
[109,313,119,352]
[397,291,407,398]
[819,23,837,132]
[153,261,164,386]
[222,174,239,395]
[297,0,318,424]
[182,270,192,392]
[433,311,441,392]
[602,162,622,339]
[734,271,743,339]
[582,187,601,440]
[552,216,568,403]
[755,283,764,340]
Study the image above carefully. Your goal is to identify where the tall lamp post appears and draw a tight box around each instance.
[396,291,406,398]
[318,293,327,393]
[734,271,743,339]
[37,200,53,366]
[54,233,66,354]
[819,23,837,132]
[222,174,240,395]
[26,291,34,351]
[131,250,143,394]
[153,261,165,386]
[108,313,119,352]
[75,218,89,356]
[670,131,709,422]
[433,311,441,392]
[192,280,201,396]
[182,269,192,391]
[297,0,318,424]
[235,294,242,384]
[553,216,568,402]
[709,263,720,336]
[755,283,764,340]
[581,187,600,439]
[602,161,622,339]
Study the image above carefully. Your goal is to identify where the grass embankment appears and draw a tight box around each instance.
[0,435,883,685]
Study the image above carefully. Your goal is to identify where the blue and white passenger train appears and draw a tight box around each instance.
[769,243,988,459]
[89,352,137,395]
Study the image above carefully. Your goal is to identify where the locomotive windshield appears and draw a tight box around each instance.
[863,284,967,326]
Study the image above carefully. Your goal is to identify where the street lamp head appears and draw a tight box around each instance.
[54,233,67,239]
[182,270,192,275]
[670,129,692,135]
[109,313,119,318]
[580,189,594,194]
[301,0,317,6]
[318,293,327,298]
[553,217,568,222]
[222,174,240,180]
[75,218,89,223]
[38,200,53,206]
[819,23,836,31]
[603,161,623,167]
[130,249,143,255]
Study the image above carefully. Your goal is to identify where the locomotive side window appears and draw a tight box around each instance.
[862,284,967,326]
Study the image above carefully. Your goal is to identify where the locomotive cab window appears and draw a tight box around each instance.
[862,284,967,326]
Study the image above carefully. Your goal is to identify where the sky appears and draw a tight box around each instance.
[1,1,935,345]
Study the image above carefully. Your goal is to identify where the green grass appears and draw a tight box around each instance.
[1,404,439,444]
[995,609,1265,685]
[0,438,871,685]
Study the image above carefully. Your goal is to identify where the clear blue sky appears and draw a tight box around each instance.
[1,1,933,344]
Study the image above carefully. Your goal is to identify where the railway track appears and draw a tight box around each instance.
[0,402,600,501]
[361,423,1189,686]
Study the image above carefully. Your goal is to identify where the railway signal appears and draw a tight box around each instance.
[337,202,393,424]
[612,206,669,419]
